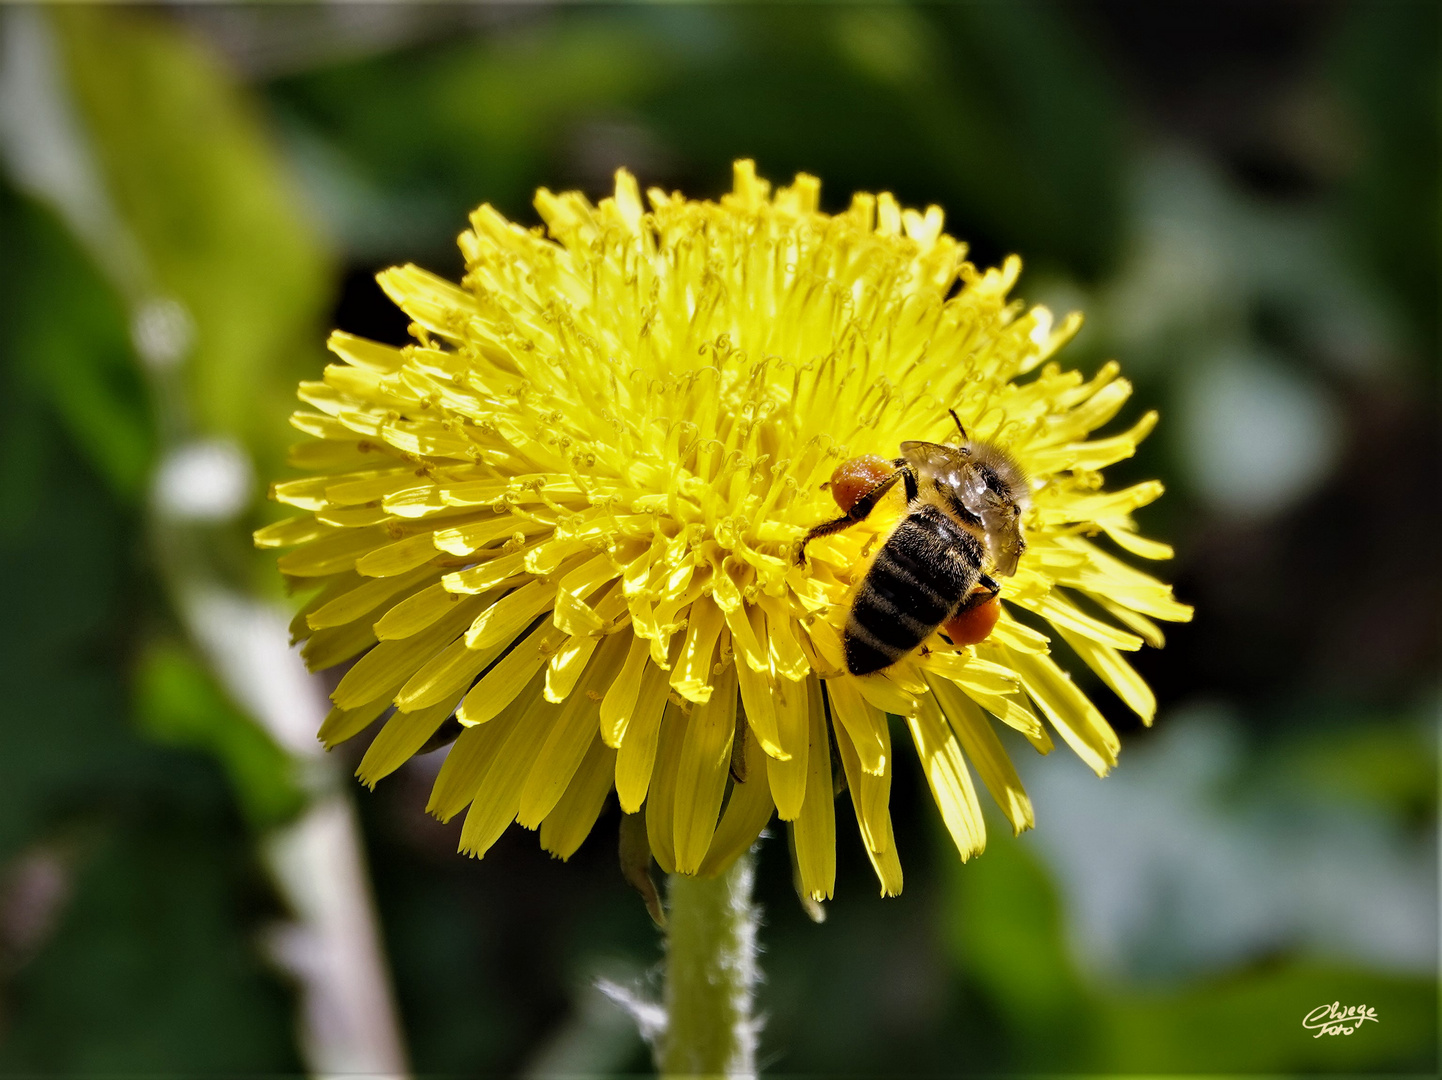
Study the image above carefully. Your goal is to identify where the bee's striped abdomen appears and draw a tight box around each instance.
[844,505,982,675]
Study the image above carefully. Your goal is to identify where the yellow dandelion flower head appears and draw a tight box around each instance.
[257,161,1192,900]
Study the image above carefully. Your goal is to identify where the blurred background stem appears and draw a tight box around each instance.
[662,854,759,1079]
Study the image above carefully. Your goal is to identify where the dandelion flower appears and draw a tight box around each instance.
[257,162,1191,901]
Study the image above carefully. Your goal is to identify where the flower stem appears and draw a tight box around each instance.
[661,853,759,1079]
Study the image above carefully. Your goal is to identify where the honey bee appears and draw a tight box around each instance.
[797,411,1030,675]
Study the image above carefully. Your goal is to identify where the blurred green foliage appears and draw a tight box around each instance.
[946,818,1435,1072]
[1332,0,1440,361]
[0,2,1435,1076]
[0,192,152,506]
[54,6,333,486]
[0,184,299,1071]
[134,643,306,831]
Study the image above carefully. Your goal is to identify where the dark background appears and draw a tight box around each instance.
[0,3,1435,1075]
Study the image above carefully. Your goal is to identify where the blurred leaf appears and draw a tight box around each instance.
[0,186,153,860]
[0,186,153,503]
[269,4,1123,277]
[50,6,333,473]
[1099,962,1438,1071]
[638,3,1124,275]
[134,642,306,831]
[0,817,301,1075]
[939,1,1125,272]
[1332,0,1440,364]
[1272,713,1437,823]
[0,175,301,1065]
[270,16,667,243]
[940,820,1100,1068]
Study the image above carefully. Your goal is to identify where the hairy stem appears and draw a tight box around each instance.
[661,853,759,1079]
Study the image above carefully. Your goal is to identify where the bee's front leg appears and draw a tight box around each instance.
[953,573,1001,613]
[795,462,913,566]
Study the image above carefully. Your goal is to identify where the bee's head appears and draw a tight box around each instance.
[958,441,1030,577]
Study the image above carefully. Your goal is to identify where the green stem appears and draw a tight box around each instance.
[661,853,759,1079]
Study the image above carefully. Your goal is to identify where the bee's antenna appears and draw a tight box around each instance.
[948,408,969,443]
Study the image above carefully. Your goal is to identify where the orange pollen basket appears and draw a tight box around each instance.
[827,455,895,513]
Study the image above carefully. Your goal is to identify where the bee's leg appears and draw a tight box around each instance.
[898,457,919,502]
[795,464,913,565]
[953,573,1001,614]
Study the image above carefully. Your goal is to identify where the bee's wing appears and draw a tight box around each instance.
[899,441,967,475]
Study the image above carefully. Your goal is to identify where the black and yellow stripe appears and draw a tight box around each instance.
[843,505,982,675]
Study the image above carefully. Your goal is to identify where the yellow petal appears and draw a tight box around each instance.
[698,726,776,878]
[792,679,836,901]
[927,676,1034,834]
[599,633,651,747]
[825,677,886,775]
[1024,592,1143,652]
[307,565,436,631]
[833,715,903,897]
[456,619,562,726]
[317,504,393,527]
[290,571,361,641]
[442,548,536,595]
[989,612,1051,654]
[644,703,686,874]
[714,574,764,670]
[356,699,457,787]
[327,329,407,373]
[1056,626,1156,725]
[356,532,439,577]
[940,676,1052,754]
[518,634,628,826]
[327,470,429,508]
[670,599,726,704]
[615,658,677,813]
[458,690,559,858]
[317,692,392,748]
[383,485,446,519]
[1011,649,1120,776]
[396,630,507,712]
[540,737,616,860]
[277,526,387,576]
[463,579,554,650]
[433,515,540,556]
[254,515,333,550]
[906,698,986,861]
[672,666,739,873]
[544,634,601,703]
[1094,595,1166,648]
[374,582,469,641]
[551,554,617,637]
[286,438,386,473]
[758,595,810,681]
[735,655,784,759]
[1024,409,1157,473]
[765,674,810,819]
[1102,522,1174,561]
[427,681,536,822]
[300,619,377,672]
[331,596,481,709]
[852,671,921,718]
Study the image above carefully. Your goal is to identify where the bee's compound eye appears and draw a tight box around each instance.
[829,455,893,513]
